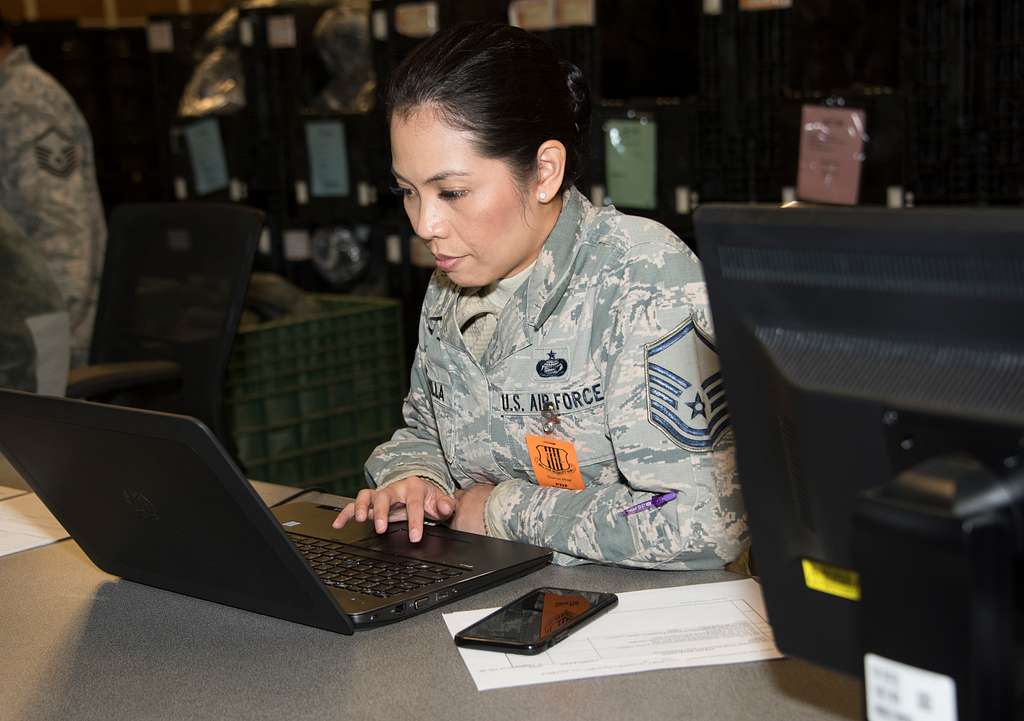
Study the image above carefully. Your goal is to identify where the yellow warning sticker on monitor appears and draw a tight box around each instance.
[801,559,861,601]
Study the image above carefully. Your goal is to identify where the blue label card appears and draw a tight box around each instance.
[184,117,230,196]
[305,121,350,198]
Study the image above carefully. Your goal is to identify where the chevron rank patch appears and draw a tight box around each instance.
[644,317,730,452]
[34,127,79,179]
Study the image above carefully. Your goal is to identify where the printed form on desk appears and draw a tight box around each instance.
[443,578,782,691]
[0,485,69,557]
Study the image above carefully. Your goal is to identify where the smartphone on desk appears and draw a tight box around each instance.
[454,587,618,655]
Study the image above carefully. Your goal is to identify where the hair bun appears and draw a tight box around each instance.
[558,59,591,185]
[559,60,591,131]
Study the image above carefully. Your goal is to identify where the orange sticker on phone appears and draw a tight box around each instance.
[539,592,591,638]
[526,434,585,491]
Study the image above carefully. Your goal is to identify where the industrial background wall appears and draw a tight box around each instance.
[4,0,1022,493]
[7,1,1019,229]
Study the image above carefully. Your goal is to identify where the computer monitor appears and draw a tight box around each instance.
[695,204,1024,721]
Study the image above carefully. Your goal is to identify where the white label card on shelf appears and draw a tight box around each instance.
[284,230,312,261]
[372,9,388,40]
[357,182,375,207]
[557,0,595,27]
[509,0,557,30]
[239,18,254,47]
[267,15,297,49]
[394,2,439,38]
[385,235,402,265]
[675,186,691,214]
[887,185,905,208]
[146,22,174,53]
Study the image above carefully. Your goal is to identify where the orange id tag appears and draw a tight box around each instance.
[526,434,585,491]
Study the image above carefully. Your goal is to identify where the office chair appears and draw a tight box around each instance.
[66,203,264,453]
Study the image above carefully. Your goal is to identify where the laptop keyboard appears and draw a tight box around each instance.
[287,533,465,599]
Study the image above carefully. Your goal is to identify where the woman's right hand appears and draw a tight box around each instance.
[331,476,456,543]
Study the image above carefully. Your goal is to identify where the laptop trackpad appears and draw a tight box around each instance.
[355,527,469,561]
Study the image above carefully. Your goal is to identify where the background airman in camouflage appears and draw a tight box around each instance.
[0,23,106,368]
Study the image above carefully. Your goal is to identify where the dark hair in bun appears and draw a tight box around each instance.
[387,21,591,194]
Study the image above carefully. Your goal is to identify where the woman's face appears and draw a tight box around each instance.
[390,107,551,288]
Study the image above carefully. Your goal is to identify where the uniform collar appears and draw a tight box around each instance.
[523,186,588,329]
[424,186,590,358]
[0,46,32,88]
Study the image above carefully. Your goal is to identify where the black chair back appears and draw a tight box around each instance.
[89,203,264,448]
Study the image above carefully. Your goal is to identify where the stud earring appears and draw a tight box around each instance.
[538,191,547,201]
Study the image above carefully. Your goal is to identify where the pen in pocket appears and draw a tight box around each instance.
[620,491,677,518]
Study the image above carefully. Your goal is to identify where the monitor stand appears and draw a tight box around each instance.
[854,411,1024,721]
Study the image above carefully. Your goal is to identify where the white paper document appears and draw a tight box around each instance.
[443,578,782,691]
[0,485,69,557]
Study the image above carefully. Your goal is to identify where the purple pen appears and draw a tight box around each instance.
[620,491,677,518]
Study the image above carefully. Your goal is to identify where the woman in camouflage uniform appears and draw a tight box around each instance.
[334,22,748,569]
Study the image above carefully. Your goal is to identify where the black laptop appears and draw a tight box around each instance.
[0,389,552,634]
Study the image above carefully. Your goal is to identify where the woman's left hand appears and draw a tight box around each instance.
[448,483,495,535]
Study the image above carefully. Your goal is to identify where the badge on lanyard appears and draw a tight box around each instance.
[526,402,585,491]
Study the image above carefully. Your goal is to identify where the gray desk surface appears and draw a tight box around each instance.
[0,471,863,721]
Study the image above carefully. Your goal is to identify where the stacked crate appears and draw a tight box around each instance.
[225,295,407,496]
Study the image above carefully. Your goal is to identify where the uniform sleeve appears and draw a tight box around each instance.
[483,243,748,569]
[1,87,106,364]
[363,289,457,496]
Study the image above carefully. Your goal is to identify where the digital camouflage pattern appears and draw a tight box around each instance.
[366,187,748,569]
[0,206,69,393]
[0,46,106,367]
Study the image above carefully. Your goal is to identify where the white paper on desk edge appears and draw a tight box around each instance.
[442,577,783,691]
[0,489,70,557]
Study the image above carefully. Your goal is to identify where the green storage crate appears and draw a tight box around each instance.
[225,295,406,496]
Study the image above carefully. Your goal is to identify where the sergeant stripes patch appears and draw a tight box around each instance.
[33,127,79,179]
[644,317,730,452]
